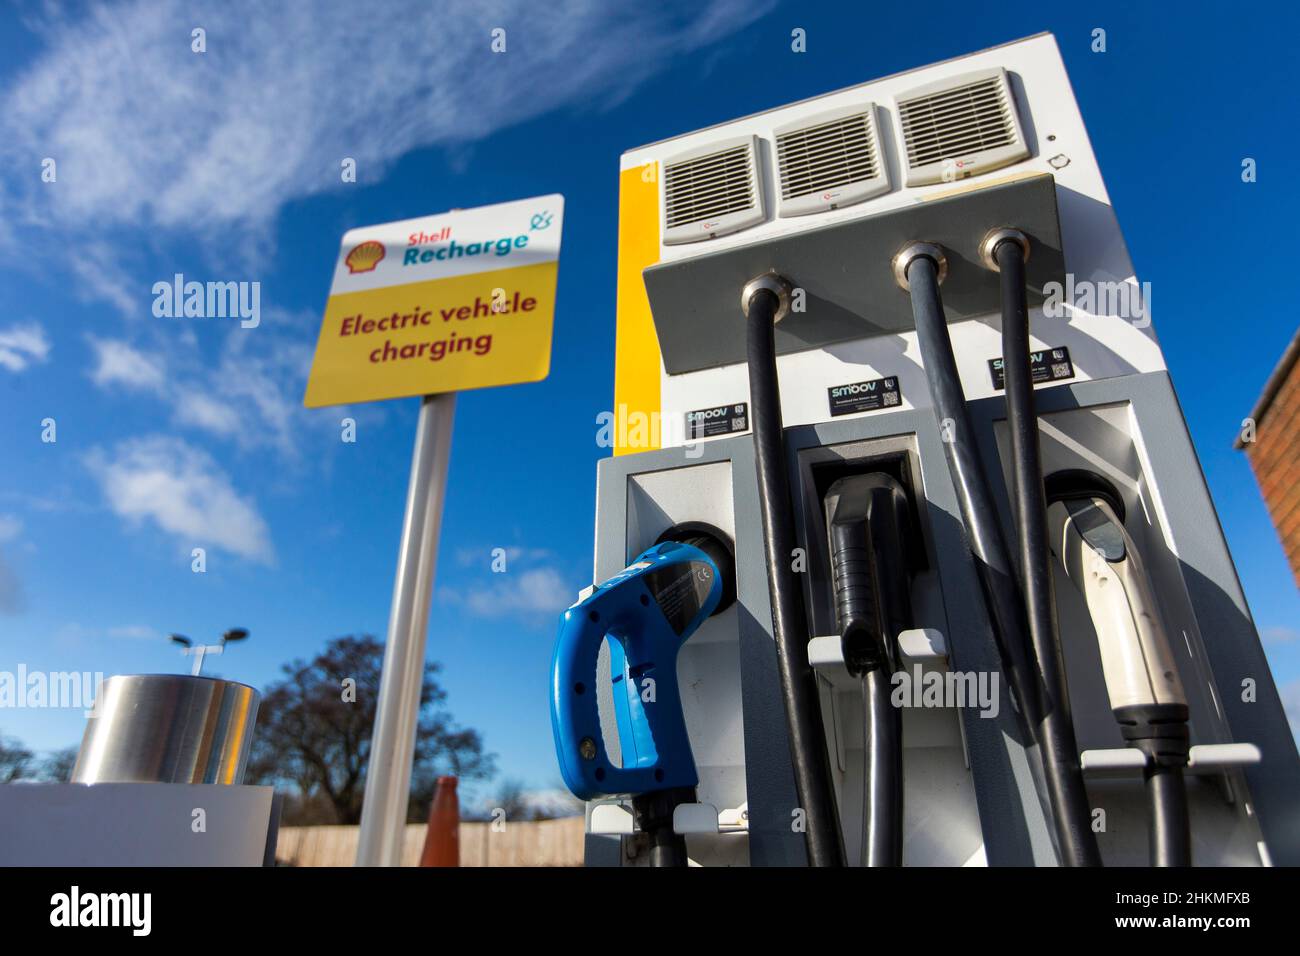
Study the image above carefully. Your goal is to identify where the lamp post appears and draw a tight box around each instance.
[170,628,249,676]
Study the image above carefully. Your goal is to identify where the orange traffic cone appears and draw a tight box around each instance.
[419,775,460,867]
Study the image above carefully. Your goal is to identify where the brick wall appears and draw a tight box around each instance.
[1245,352,1300,587]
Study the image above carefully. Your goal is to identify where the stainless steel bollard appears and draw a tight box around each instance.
[72,674,260,785]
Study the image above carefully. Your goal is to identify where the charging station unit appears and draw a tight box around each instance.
[554,32,1300,867]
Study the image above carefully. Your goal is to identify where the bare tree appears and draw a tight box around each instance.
[491,777,531,821]
[39,746,80,782]
[0,733,33,782]
[244,635,495,824]
[474,777,584,822]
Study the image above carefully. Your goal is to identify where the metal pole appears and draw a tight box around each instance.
[356,392,456,866]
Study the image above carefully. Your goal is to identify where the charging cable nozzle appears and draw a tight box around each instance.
[741,273,794,323]
[892,241,947,291]
[979,227,1031,272]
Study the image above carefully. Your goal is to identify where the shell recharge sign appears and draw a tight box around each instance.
[304,195,563,407]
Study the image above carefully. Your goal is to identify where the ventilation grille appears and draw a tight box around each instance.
[777,111,879,201]
[895,70,1028,185]
[663,144,756,230]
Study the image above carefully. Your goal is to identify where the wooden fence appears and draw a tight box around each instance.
[276,817,585,867]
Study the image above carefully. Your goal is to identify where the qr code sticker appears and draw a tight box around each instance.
[883,391,900,407]
[731,417,747,431]
[1050,362,1071,379]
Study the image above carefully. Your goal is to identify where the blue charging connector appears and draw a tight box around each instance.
[550,535,730,801]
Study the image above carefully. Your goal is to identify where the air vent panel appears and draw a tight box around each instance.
[775,104,890,217]
[895,68,1029,186]
[661,136,764,245]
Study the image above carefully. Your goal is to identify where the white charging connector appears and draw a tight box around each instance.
[1047,496,1187,713]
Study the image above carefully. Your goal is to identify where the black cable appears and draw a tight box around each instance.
[1117,703,1193,867]
[745,287,845,867]
[905,252,1100,866]
[905,255,1041,719]
[632,787,694,867]
[861,664,903,866]
[995,240,1103,868]
[864,480,911,867]
[1146,765,1192,867]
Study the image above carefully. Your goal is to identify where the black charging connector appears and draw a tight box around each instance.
[813,453,926,578]
[822,472,913,866]
[825,479,897,675]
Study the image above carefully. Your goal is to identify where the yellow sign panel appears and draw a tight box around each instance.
[304,195,563,408]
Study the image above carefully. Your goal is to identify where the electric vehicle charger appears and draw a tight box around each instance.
[1046,470,1193,867]
[823,473,913,866]
[583,34,1295,869]
[550,526,735,866]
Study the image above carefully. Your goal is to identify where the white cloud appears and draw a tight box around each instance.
[173,392,243,437]
[86,435,274,563]
[1261,625,1300,646]
[0,323,50,372]
[82,306,347,460]
[0,0,772,253]
[454,545,556,568]
[107,624,162,641]
[88,337,165,392]
[0,515,21,543]
[69,239,142,317]
[446,566,571,619]
[169,318,324,456]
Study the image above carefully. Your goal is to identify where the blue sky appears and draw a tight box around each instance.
[1,1,1297,804]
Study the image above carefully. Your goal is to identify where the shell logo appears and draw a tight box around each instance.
[345,240,386,274]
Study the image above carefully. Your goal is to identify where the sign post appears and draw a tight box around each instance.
[303,195,563,866]
[355,391,455,867]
